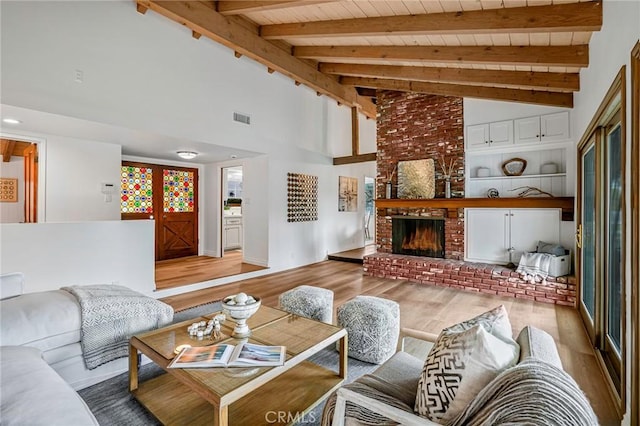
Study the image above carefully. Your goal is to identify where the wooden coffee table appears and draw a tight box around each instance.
[129,305,347,426]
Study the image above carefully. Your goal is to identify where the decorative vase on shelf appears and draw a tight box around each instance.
[444,177,451,199]
[385,181,392,199]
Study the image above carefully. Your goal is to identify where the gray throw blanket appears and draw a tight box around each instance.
[323,358,598,426]
[62,285,174,370]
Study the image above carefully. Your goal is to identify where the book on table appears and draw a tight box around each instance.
[168,342,286,368]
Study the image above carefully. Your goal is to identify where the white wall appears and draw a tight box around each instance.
[0,220,155,295]
[570,2,640,424]
[45,135,121,222]
[0,157,25,223]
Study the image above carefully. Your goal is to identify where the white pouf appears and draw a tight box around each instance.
[278,285,334,324]
[337,296,400,364]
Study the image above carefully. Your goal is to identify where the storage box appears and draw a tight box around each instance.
[547,250,571,277]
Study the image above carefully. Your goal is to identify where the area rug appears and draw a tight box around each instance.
[79,303,378,426]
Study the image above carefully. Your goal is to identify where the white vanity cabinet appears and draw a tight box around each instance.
[224,216,242,250]
[465,208,561,265]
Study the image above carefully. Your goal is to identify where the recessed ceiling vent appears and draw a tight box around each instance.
[233,112,251,125]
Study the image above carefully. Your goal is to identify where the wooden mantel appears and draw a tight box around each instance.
[375,197,575,221]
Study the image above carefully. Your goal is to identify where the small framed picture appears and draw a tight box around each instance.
[0,178,18,202]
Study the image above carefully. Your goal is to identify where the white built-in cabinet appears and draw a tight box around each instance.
[224,217,242,250]
[465,111,572,198]
[514,112,570,145]
[466,120,514,149]
[465,208,561,265]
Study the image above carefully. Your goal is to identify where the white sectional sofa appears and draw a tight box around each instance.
[0,272,173,425]
[1,346,99,425]
[0,274,135,390]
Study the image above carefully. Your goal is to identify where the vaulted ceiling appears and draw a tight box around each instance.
[135,0,603,118]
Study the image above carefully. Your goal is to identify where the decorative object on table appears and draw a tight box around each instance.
[501,158,527,176]
[0,178,18,202]
[221,293,261,338]
[540,162,558,174]
[511,186,553,197]
[476,167,491,177]
[487,188,500,198]
[186,314,225,340]
[287,172,318,222]
[436,153,457,199]
[397,159,435,199]
[338,176,358,212]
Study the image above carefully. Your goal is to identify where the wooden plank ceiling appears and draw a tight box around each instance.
[136,0,602,115]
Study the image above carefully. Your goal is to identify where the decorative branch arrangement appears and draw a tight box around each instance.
[437,153,457,178]
[385,164,397,182]
[511,186,554,197]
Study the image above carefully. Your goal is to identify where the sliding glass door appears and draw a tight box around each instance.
[576,68,626,405]
[604,113,623,390]
[578,139,597,342]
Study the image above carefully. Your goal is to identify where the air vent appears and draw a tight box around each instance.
[233,112,251,125]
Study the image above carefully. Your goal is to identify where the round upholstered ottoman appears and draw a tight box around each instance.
[278,285,334,324]
[337,296,400,364]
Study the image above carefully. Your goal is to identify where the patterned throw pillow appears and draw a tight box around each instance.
[414,324,520,423]
[442,304,513,342]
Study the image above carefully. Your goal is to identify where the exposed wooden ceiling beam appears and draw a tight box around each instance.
[1,139,32,162]
[1,139,15,162]
[217,1,335,15]
[136,1,376,119]
[341,77,573,108]
[333,152,376,165]
[356,87,377,98]
[261,1,602,39]
[295,45,589,68]
[320,63,579,92]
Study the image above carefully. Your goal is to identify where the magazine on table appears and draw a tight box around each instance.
[168,342,286,368]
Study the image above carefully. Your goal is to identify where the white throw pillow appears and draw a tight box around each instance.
[414,324,520,423]
[442,304,513,343]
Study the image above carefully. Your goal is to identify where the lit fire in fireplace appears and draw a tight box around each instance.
[402,226,442,253]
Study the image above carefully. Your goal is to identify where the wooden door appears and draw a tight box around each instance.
[23,144,37,223]
[121,162,198,260]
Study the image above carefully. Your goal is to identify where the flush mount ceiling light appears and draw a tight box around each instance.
[2,118,22,124]
[177,151,198,160]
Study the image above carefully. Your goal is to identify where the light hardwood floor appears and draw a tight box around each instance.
[155,251,267,290]
[160,260,619,425]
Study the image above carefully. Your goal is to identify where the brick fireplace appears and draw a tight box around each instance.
[375,91,464,260]
[366,91,576,307]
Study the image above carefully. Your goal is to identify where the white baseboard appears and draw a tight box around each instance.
[242,256,268,267]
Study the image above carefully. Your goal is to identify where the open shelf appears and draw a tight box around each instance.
[375,197,574,221]
[469,172,566,181]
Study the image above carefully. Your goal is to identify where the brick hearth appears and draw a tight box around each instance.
[363,253,576,307]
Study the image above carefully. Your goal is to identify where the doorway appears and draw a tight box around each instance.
[0,138,38,223]
[221,166,243,256]
[364,176,375,245]
[121,161,199,261]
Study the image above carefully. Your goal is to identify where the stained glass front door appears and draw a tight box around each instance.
[121,162,198,261]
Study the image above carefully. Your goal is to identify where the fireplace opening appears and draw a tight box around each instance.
[392,217,445,258]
